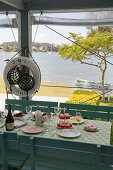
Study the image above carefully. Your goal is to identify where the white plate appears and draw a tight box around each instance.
[84,127,99,132]
[14,120,27,128]
[58,129,81,138]
[70,117,85,124]
[22,126,44,134]
[84,125,99,132]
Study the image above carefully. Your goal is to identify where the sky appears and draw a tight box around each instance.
[0,11,112,45]
[0,12,88,45]
[0,25,87,45]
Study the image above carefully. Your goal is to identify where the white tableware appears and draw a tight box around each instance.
[54,107,61,116]
[58,129,81,138]
[26,106,32,119]
[84,128,99,132]
[70,117,85,124]
[84,125,99,132]
[14,120,27,128]
[76,112,81,119]
[22,126,44,134]
[35,117,43,126]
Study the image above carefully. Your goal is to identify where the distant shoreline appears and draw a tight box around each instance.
[0,51,57,54]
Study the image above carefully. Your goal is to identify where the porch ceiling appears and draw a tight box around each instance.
[0,0,113,12]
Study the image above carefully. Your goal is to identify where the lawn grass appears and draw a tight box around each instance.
[37,81,73,97]
[0,77,73,97]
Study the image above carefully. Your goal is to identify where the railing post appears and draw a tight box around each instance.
[96,144,101,170]
[107,112,110,121]
[1,132,8,170]
[30,136,35,170]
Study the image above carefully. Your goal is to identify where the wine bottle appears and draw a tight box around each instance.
[6,104,14,131]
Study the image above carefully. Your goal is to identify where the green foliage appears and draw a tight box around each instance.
[58,31,113,62]
[58,27,113,101]
[65,90,100,105]
[73,89,98,95]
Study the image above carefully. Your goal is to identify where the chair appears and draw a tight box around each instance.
[19,135,103,170]
[5,99,58,113]
[0,131,8,169]
[59,102,113,121]
[0,131,29,170]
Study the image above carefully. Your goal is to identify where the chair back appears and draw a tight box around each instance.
[5,99,58,114]
[19,135,104,170]
[0,131,18,170]
[59,103,113,121]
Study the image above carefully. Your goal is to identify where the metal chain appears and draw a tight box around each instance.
[32,11,43,44]
[6,12,18,48]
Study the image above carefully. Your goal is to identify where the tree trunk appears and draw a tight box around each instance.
[101,71,105,101]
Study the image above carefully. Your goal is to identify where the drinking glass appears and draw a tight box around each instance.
[46,111,52,130]
[76,112,81,118]
[2,108,7,118]
[76,112,81,132]
[64,107,66,114]
[26,106,32,120]
[54,107,61,121]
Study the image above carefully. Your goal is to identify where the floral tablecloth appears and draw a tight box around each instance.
[0,115,111,145]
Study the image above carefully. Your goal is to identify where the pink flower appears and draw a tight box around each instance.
[35,110,42,118]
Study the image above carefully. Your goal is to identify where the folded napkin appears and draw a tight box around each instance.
[14,120,26,128]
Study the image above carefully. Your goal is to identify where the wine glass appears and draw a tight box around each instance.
[26,106,32,121]
[76,112,81,118]
[2,108,7,118]
[46,111,52,130]
[54,107,61,121]
[76,112,81,132]
[64,107,66,114]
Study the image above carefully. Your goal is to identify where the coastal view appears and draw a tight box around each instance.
[0,42,59,53]
[0,13,113,105]
[1,51,113,85]
[0,2,113,169]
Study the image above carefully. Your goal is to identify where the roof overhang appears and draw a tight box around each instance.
[0,0,113,12]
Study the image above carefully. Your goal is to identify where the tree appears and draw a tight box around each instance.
[3,44,9,52]
[58,29,113,101]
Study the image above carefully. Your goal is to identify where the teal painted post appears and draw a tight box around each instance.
[96,144,101,170]
[30,137,35,170]
[18,10,32,101]
[1,132,8,170]
[107,112,110,121]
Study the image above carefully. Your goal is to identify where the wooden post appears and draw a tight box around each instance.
[30,136,35,170]
[18,10,32,100]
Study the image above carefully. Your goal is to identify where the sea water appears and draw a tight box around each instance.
[1,52,113,85]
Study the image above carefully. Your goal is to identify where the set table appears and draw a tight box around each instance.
[0,115,111,146]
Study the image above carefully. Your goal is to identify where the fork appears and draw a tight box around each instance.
[41,131,46,136]
[15,128,22,132]
[51,131,56,137]
[81,133,85,141]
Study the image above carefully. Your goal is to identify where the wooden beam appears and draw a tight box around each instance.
[25,0,113,11]
[0,0,24,10]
